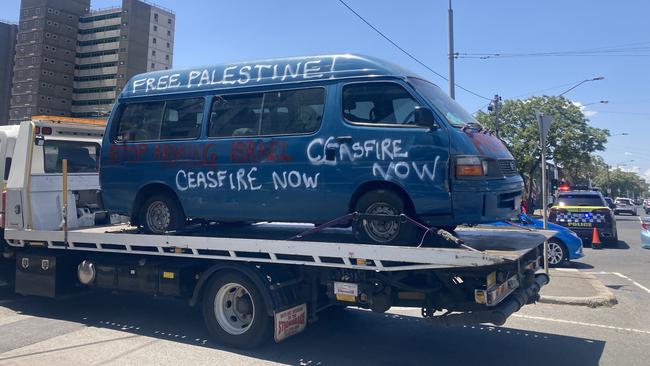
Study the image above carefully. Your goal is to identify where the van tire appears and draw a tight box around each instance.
[202,271,273,349]
[353,189,418,245]
[139,194,185,234]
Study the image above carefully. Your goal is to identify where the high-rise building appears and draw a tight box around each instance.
[0,21,18,124]
[72,0,175,118]
[9,0,90,124]
[8,0,175,123]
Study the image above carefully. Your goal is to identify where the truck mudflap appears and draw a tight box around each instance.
[426,272,549,327]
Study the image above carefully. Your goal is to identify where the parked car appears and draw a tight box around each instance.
[100,54,524,244]
[549,191,618,245]
[642,216,650,249]
[614,198,637,216]
[643,199,650,214]
[486,213,584,266]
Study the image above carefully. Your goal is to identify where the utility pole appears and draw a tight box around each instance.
[491,94,502,138]
[536,111,552,275]
[448,0,455,99]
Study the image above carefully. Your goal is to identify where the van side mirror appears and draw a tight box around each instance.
[414,106,437,128]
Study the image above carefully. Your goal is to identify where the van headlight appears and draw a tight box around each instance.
[456,156,488,177]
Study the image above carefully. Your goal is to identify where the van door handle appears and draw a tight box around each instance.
[336,136,353,143]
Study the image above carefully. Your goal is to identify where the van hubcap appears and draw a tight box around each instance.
[364,202,400,243]
[146,201,171,233]
[548,242,564,265]
[214,283,255,335]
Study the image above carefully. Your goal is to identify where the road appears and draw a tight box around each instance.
[0,211,648,366]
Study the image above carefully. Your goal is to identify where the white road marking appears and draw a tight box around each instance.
[512,314,650,335]
[584,271,650,295]
[612,272,650,295]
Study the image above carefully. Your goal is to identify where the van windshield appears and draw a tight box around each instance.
[408,77,480,128]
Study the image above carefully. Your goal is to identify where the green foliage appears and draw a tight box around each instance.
[476,96,610,201]
[477,96,609,180]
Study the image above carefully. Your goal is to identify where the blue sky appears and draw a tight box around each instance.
[5,0,650,181]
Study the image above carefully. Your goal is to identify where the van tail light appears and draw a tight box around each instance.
[642,220,649,230]
[41,126,52,135]
[456,157,485,177]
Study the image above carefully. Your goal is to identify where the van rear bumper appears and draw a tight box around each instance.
[450,176,524,224]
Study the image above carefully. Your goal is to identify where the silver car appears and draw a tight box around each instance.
[614,198,637,216]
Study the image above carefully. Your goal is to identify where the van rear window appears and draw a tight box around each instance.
[116,98,204,142]
[43,140,100,173]
[208,88,324,137]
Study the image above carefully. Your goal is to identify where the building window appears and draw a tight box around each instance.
[166,42,170,48]
[151,50,156,56]
[167,18,172,25]
[154,13,158,22]
[153,25,157,31]
[150,63,155,69]
[152,38,156,44]
[167,30,171,36]
[165,54,169,60]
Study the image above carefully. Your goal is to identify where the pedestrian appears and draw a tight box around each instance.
[521,198,528,214]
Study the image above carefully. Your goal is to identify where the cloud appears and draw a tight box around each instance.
[572,101,598,117]
[644,169,650,184]
[624,152,633,156]
[620,165,640,173]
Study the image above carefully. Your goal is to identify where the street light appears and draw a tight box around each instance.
[559,76,605,97]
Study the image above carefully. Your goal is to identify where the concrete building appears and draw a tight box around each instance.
[8,0,175,123]
[9,0,90,124]
[72,0,175,118]
[0,21,18,124]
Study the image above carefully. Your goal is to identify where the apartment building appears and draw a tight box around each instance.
[0,21,18,124]
[72,0,174,118]
[8,0,175,123]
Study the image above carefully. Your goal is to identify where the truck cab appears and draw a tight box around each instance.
[3,116,106,233]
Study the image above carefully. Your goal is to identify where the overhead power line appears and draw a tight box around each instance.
[337,0,491,101]
[457,40,650,59]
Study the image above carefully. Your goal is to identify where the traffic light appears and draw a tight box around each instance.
[551,179,558,192]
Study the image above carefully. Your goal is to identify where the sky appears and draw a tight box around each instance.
[4,0,650,182]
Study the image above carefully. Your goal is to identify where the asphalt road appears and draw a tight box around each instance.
[0,211,648,366]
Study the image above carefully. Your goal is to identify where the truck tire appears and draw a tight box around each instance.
[139,194,185,234]
[353,189,418,245]
[202,271,273,349]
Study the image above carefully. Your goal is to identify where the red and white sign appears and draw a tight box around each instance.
[274,303,307,342]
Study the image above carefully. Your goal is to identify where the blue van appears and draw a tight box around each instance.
[100,54,522,244]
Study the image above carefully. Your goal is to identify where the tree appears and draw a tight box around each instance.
[476,96,609,205]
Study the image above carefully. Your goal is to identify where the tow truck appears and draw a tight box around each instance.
[1,117,552,348]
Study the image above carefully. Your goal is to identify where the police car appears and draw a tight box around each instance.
[549,190,618,245]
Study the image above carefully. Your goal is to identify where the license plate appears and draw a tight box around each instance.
[274,304,307,343]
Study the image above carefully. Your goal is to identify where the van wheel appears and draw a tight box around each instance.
[353,189,417,245]
[139,194,185,234]
[202,271,273,349]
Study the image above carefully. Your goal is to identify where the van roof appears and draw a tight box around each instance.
[32,115,107,127]
[120,54,419,99]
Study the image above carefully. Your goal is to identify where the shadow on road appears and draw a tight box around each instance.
[0,291,606,366]
[566,261,594,270]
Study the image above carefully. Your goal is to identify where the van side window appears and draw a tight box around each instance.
[4,157,11,180]
[209,94,263,137]
[160,98,204,139]
[343,82,419,125]
[43,140,100,173]
[260,88,324,135]
[116,101,164,141]
[208,88,325,138]
[116,98,204,141]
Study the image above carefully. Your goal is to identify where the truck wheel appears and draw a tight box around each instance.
[547,239,567,267]
[202,271,272,349]
[139,194,185,234]
[353,189,417,245]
